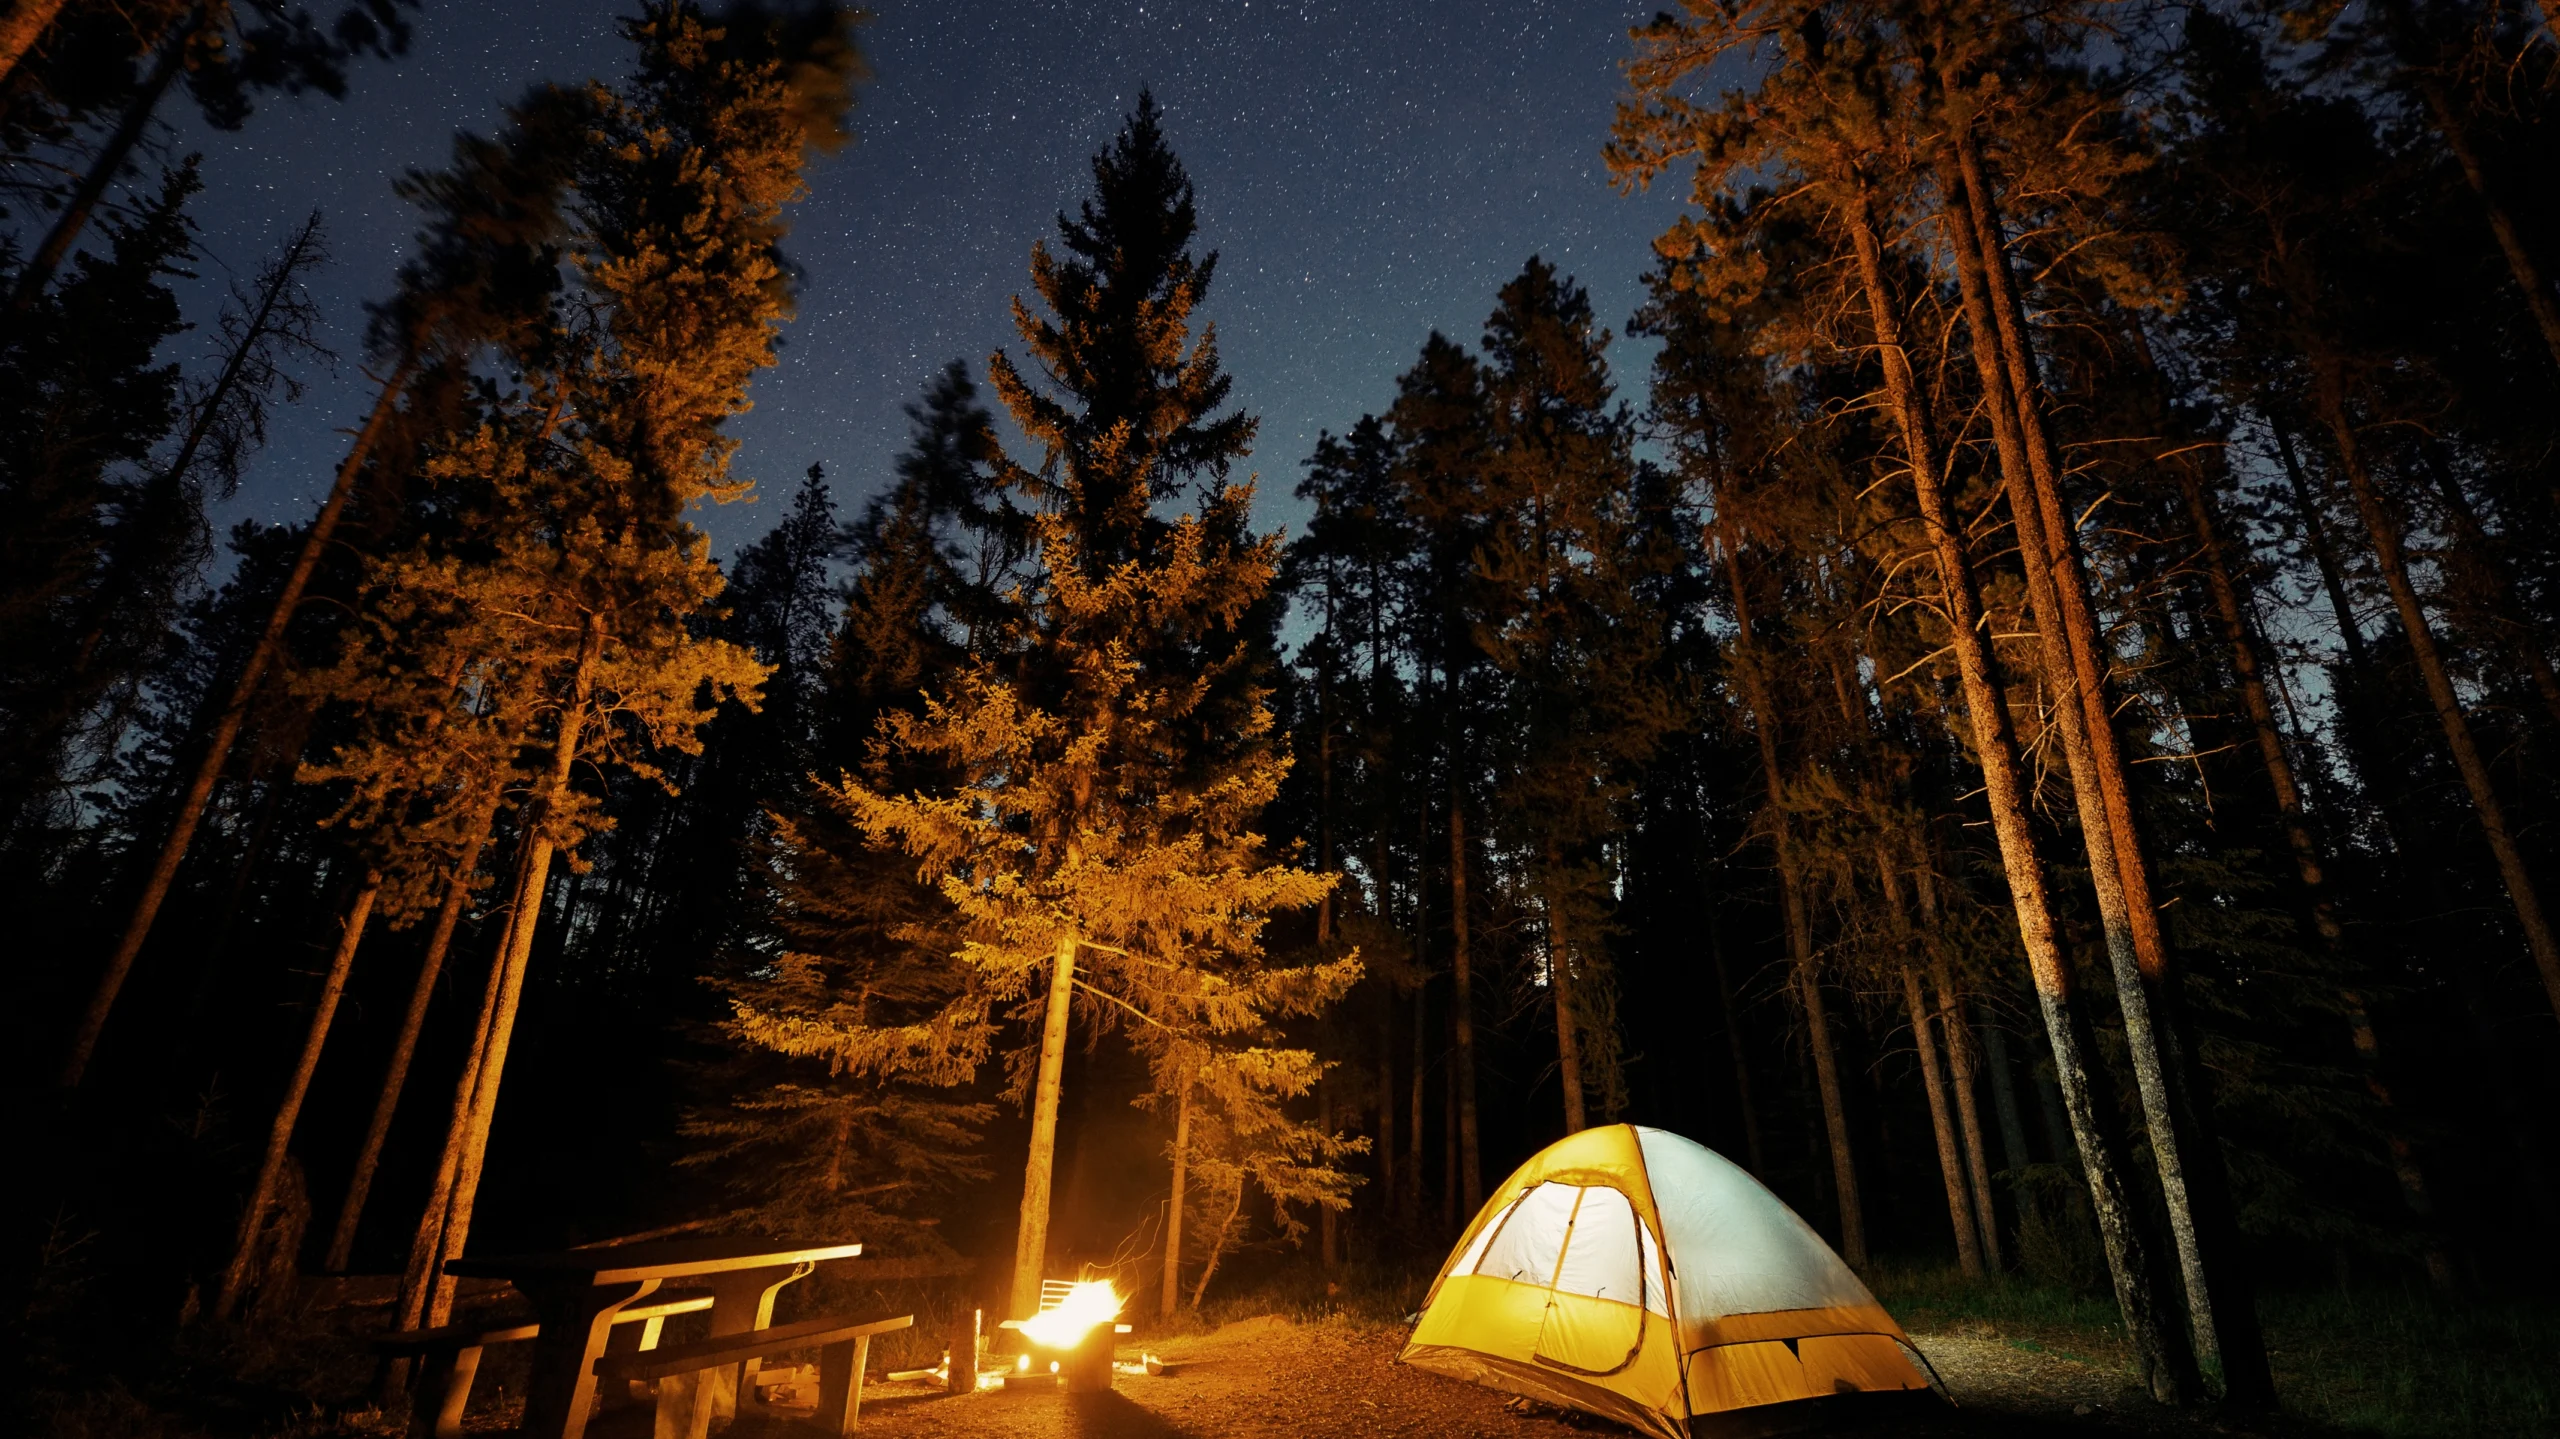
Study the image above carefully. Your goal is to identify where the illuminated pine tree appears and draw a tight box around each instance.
[831,498,1349,1319]
[966,93,1349,1320]
[330,0,860,1337]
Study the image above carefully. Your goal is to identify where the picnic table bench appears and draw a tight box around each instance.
[377,1289,714,1439]
[595,1310,914,1439]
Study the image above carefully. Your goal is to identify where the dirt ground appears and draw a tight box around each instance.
[721,1314,2316,1439]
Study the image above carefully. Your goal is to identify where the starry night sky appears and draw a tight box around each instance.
[181,0,1689,558]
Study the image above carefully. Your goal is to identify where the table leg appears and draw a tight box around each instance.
[813,1336,871,1437]
[702,1261,811,1422]
[651,1369,715,1439]
[598,1313,664,1410]
[517,1276,660,1439]
[403,1344,479,1439]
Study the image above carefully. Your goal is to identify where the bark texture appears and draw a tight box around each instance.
[324,808,496,1273]
[1161,1077,1190,1316]
[425,616,600,1325]
[1845,185,2190,1403]
[1011,933,1080,1320]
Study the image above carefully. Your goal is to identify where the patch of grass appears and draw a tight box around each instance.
[1870,1261,2560,1437]
[1867,1258,2135,1371]
[2256,1288,2560,1438]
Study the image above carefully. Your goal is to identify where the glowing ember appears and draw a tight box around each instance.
[1019,1279,1122,1350]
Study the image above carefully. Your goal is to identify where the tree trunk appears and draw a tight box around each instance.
[1939,976,2004,1272]
[2403,49,2560,374]
[1316,621,1335,945]
[387,851,520,1397]
[426,616,602,1326]
[1408,966,1427,1225]
[1902,960,1980,1274]
[1448,781,1481,1213]
[1953,141,2260,1401]
[210,875,379,1321]
[1844,184,2189,1402]
[2313,363,2560,1021]
[62,363,415,1089]
[2269,417,2373,673]
[1011,932,1079,1320]
[1981,1009,2032,1175]
[1161,1075,1190,1316]
[9,2,201,311]
[1887,856,1980,1276]
[1795,951,1864,1269]
[0,0,69,88]
[1375,983,1395,1225]
[1406,809,1428,1223]
[1712,520,1860,1259]
[2174,457,2454,1291]
[2278,401,2560,1226]
[1917,863,2003,1270]
[2415,446,2560,726]
[325,803,498,1273]
[1440,1016,1459,1232]
[1188,1180,1244,1310]
[1711,916,1766,1175]
[1546,861,1588,1135]
[1318,1079,1339,1268]
[158,214,326,495]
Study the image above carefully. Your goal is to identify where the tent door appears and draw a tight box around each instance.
[1529,1185,1646,1376]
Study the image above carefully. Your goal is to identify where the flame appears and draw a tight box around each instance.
[1020,1279,1122,1350]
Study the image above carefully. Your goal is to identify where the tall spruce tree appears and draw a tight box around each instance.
[816,96,1353,1322]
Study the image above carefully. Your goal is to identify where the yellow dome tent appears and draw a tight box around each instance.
[1400,1125,1940,1437]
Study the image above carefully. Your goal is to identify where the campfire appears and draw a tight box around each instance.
[998,1278,1132,1392]
[1019,1279,1122,1350]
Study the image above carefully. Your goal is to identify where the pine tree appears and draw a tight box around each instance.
[1385,333,1493,1216]
[59,79,597,1089]
[364,0,856,1342]
[1286,413,1425,1235]
[1471,258,1680,1134]
[696,365,1013,1257]
[0,162,200,843]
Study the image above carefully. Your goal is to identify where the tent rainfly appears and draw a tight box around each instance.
[1400,1125,1939,1437]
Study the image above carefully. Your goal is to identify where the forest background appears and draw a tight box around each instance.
[4,0,2560,1432]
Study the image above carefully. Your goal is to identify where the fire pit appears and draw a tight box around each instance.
[1000,1279,1129,1393]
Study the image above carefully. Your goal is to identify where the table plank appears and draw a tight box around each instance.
[444,1237,861,1285]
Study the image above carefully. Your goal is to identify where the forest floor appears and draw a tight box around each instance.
[26,1266,2549,1438]
[700,1309,2372,1439]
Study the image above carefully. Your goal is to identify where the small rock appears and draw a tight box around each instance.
[2073,1402,2094,1416]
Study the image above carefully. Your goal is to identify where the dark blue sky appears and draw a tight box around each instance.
[183,0,1688,556]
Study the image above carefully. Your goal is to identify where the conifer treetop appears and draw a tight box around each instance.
[987,91,1256,572]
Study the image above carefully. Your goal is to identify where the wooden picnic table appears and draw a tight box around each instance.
[444,1236,861,1439]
